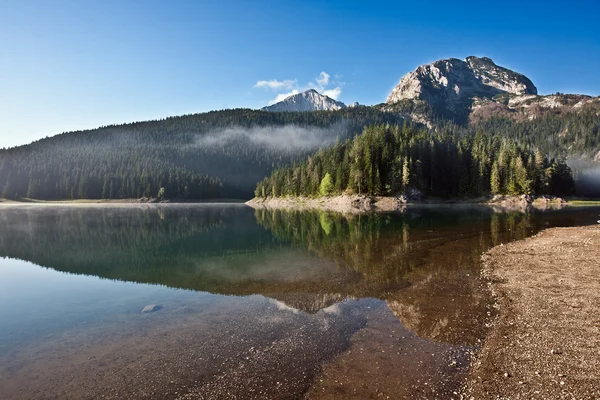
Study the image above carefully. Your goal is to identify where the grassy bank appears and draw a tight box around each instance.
[566,199,600,206]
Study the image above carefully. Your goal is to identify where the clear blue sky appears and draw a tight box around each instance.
[1,0,599,148]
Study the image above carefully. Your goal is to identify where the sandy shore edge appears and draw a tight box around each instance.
[461,224,600,399]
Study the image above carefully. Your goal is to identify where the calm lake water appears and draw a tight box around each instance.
[0,204,598,399]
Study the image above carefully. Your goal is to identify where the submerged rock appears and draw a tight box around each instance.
[142,304,162,314]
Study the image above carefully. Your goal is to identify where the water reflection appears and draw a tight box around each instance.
[0,204,598,399]
[0,205,597,345]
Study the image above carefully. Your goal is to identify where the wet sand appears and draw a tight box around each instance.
[463,225,600,399]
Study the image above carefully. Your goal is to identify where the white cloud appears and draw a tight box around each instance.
[308,71,343,99]
[315,71,330,88]
[268,89,299,105]
[254,71,345,105]
[322,87,342,100]
[254,79,297,91]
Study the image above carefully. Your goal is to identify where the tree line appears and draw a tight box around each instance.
[255,123,575,198]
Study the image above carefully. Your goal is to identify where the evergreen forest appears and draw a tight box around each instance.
[255,124,576,199]
[0,105,598,200]
[0,108,404,200]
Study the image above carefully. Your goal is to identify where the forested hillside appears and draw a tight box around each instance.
[0,102,598,201]
[469,106,600,159]
[468,105,600,197]
[3,51,599,201]
[255,124,575,199]
[0,108,405,200]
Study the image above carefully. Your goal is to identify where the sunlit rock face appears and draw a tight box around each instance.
[384,56,600,126]
[263,89,346,112]
[387,56,537,107]
[464,56,537,95]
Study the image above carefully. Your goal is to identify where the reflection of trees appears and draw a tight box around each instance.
[0,205,593,344]
[254,207,541,287]
[254,208,416,290]
[0,206,287,291]
[254,207,589,345]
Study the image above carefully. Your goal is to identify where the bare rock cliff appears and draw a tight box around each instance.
[387,56,537,106]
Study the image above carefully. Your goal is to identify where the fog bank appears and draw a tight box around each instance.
[568,158,600,197]
[195,123,348,152]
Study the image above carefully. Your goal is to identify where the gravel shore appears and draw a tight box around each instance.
[463,225,600,399]
[246,195,570,214]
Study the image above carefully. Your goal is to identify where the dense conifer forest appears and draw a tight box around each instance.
[0,105,597,200]
[469,106,600,159]
[255,124,575,199]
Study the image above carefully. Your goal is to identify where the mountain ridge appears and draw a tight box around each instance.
[262,89,346,112]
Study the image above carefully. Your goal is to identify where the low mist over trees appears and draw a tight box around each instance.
[0,108,404,200]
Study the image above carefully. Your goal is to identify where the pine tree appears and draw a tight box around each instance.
[402,159,410,193]
[319,173,334,197]
[514,156,531,195]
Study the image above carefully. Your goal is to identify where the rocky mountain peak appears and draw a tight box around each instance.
[262,89,346,112]
[386,56,537,108]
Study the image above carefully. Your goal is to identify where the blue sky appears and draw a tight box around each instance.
[1,0,599,148]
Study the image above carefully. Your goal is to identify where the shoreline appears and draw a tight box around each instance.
[1,195,597,211]
[462,224,600,398]
[246,194,576,213]
[0,198,247,206]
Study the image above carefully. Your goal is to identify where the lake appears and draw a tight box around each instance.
[0,204,598,399]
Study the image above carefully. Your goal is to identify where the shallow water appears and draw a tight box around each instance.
[0,204,598,399]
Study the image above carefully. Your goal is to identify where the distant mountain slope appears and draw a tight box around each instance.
[262,89,346,112]
[469,93,600,124]
[0,108,405,200]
